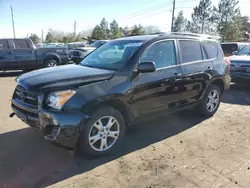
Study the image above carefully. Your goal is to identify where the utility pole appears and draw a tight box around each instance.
[171,0,175,32]
[10,5,16,38]
[41,30,44,43]
[74,21,76,35]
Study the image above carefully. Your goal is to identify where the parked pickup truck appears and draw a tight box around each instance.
[0,38,69,71]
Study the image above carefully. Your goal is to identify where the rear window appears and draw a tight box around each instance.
[13,40,29,49]
[0,40,9,50]
[179,40,203,63]
[221,44,238,55]
[202,41,218,59]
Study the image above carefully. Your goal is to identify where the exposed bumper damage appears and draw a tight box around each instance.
[11,102,89,148]
[39,110,89,148]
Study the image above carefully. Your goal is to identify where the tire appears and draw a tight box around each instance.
[79,105,125,158]
[198,84,221,117]
[44,59,58,67]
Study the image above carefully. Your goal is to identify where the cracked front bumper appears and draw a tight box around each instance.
[39,110,89,148]
[12,100,89,148]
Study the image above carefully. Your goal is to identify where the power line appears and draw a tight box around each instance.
[10,5,16,38]
[171,0,176,32]
[127,1,173,17]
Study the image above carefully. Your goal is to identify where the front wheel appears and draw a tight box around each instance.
[198,84,221,117]
[79,106,125,158]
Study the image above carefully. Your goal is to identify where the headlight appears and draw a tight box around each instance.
[47,90,76,110]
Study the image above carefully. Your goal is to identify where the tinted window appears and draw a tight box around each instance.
[0,40,9,50]
[179,40,203,63]
[221,44,238,55]
[14,40,29,49]
[202,41,218,59]
[140,40,176,69]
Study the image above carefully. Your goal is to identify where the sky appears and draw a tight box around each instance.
[0,0,249,38]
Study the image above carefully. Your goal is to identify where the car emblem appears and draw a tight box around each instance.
[235,63,240,67]
[19,92,26,102]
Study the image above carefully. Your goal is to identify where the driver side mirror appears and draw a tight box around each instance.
[232,51,238,55]
[137,61,156,73]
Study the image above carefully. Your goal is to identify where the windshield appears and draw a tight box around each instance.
[80,40,144,70]
[236,45,250,56]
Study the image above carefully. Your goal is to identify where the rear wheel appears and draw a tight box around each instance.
[79,106,125,158]
[44,59,58,67]
[198,84,221,117]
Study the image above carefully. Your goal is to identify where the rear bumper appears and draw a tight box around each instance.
[11,99,89,148]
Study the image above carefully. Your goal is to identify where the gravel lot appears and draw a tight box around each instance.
[0,71,250,188]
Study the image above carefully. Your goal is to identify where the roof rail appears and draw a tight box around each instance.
[160,32,219,40]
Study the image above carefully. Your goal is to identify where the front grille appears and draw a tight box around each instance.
[73,51,80,56]
[14,85,38,106]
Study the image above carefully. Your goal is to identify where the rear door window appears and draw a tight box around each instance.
[0,40,9,50]
[13,40,29,49]
[179,40,203,63]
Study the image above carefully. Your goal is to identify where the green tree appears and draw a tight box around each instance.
[173,11,187,32]
[100,18,109,39]
[45,32,54,43]
[29,33,40,45]
[190,0,214,34]
[91,25,103,39]
[130,25,145,36]
[214,0,240,41]
[143,25,160,34]
[109,20,122,39]
[121,26,131,37]
[239,16,250,39]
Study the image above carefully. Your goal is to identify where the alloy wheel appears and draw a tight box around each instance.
[88,116,120,152]
[48,60,57,67]
[206,90,219,112]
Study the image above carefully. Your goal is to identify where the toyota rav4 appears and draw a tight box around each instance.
[10,33,231,158]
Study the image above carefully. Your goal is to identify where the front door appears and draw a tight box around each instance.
[130,40,183,119]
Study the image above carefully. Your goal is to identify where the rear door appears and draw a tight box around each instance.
[177,39,213,106]
[0,39,14,70]
[131,39,183,118]
[11,39,36,69]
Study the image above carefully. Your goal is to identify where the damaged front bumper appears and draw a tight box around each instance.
[11,98,89,148]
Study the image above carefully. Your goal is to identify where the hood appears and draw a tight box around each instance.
[17,64,114,91]
[229,55,250,62]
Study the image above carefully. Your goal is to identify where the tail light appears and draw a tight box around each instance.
[224,57,231,65]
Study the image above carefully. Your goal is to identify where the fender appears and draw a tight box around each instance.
[199,76,225,101]
[43,53,61,64]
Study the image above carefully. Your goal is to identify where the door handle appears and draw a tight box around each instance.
[208,66,213,70]
[174,72,182,76]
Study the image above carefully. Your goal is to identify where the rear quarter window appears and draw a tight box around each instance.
[202,41,218,59]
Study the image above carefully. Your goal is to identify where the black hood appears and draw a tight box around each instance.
[17,64,114,91]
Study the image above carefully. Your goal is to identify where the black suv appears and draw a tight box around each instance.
[10,33,231,158]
